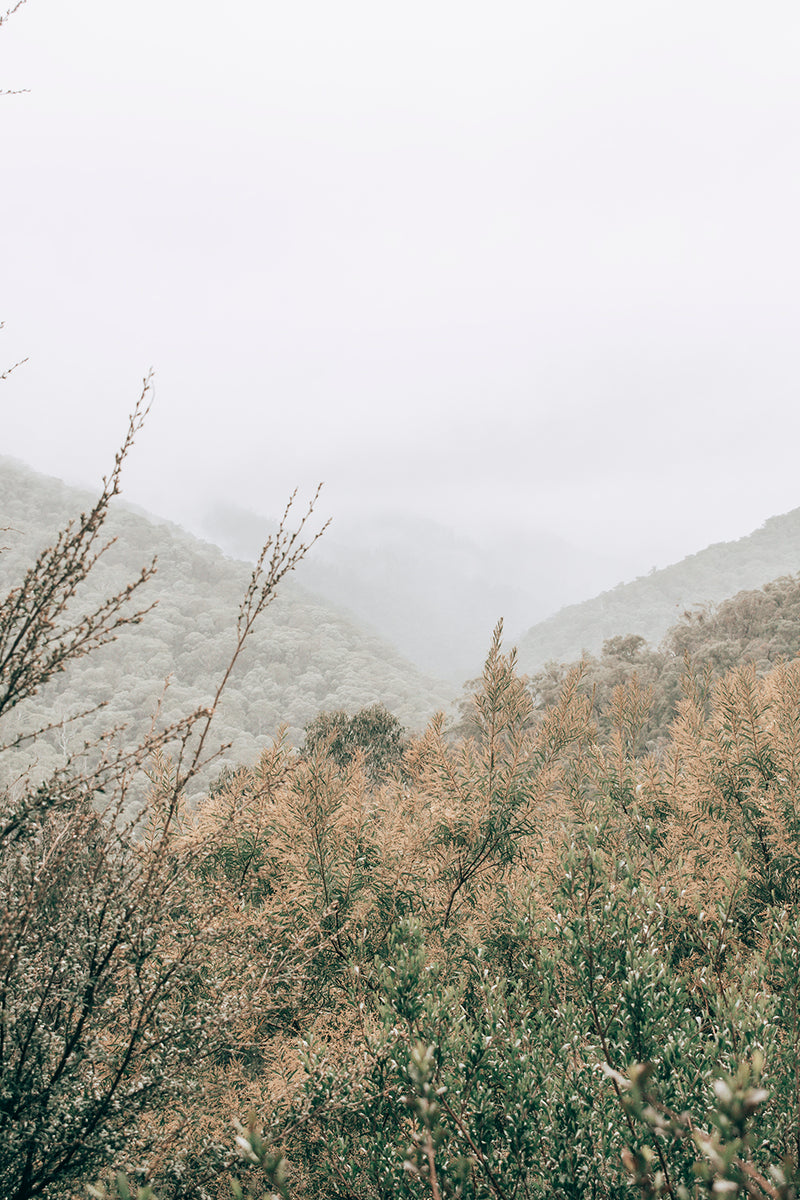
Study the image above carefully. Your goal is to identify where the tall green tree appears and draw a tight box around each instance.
[302,702,408,783]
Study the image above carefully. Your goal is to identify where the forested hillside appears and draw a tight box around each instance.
[0,457,451,790]
[526,572,800,751]
[517,506,800,672]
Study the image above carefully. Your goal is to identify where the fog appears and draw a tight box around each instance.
[3,1,799,612]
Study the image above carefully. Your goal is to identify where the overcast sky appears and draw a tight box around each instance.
[2,0,799,586]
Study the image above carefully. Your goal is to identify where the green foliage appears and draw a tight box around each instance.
[302,703,408,783]
[293,919,554,1199]
[88,1124,291,1200]
[284,840,800,1198]
[229,1117,290,1200]
[88,1174,158,1200]
[259,632,800,1200]
[620,1055,799,1198]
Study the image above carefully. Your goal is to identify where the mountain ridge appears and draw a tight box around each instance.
[515,506,800,672]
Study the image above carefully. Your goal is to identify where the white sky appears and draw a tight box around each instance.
[2,0,799,581]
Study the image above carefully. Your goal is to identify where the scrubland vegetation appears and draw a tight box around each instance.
[3,407,800,1200]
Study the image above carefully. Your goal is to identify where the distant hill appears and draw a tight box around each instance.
[516,507,800,673]
[199,503,619,683]
[527,573,800,753]
[0,458,452,794]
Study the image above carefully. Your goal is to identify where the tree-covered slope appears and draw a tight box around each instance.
[528,572,800,752]
[516,506,800,673]
[0,458,452,788]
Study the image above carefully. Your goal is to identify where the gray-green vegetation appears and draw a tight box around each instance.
[202,500,800,687]
[517,509,800,673]
[528,572,800,751]
[0,456,451,795]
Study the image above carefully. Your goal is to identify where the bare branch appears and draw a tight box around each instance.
[0,355,28,379]
[0,375,155,719]
[0,0,27,27]
[170,482,330,798]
